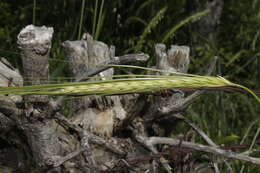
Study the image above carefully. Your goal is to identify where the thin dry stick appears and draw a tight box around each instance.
[80,130,97,169]
[181,116,233,173]
[158,56,218,115]
[135,138,173,173]
[182,56,232,173]
[77,53,149,82]
[130,119,172,173]
[52,147,87,167]
[148,137,260,165]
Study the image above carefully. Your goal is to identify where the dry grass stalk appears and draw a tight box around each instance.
[0,74,259,103]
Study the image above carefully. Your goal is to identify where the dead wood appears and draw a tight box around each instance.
[0,25,259,173]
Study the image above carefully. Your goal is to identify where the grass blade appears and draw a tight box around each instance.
[0,65,258,102]
[78,0,86,39]
[161,9,210,43]
[0,76,231,96]
[134,7,166,52]
[92,0,98,36]
[94,0,104,40]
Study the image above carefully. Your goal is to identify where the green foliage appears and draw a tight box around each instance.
[0,0,259,172]
[216,135,240,145]
[78,0,86,40]
[92,0,105,40]
[134,7,166,52]
[161,9,210,43]
[1,65,259,105]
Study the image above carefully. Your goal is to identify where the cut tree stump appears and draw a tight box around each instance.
[2,25,257,173]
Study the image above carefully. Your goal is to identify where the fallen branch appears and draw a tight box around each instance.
[130,118,172,173]
[77,53,149,81]
[148,137,260,165]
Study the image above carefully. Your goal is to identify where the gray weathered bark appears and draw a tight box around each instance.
[0,25,235,173]
[18,25,61,170]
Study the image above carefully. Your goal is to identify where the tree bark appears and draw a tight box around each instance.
[3,25,256,173]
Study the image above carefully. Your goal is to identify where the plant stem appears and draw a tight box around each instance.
[92,0,98,37]
[78,0,86,40]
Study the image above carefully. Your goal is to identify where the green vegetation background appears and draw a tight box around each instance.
[0,0,259,172]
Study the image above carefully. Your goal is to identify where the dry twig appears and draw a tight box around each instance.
[148,137,260,165]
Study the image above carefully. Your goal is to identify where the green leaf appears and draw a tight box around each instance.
[225,50,246,67]
[133,7,167,52]
[161,9,210,43]
[216,135,240,145]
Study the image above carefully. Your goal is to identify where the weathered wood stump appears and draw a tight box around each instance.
[0,25,209,173]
